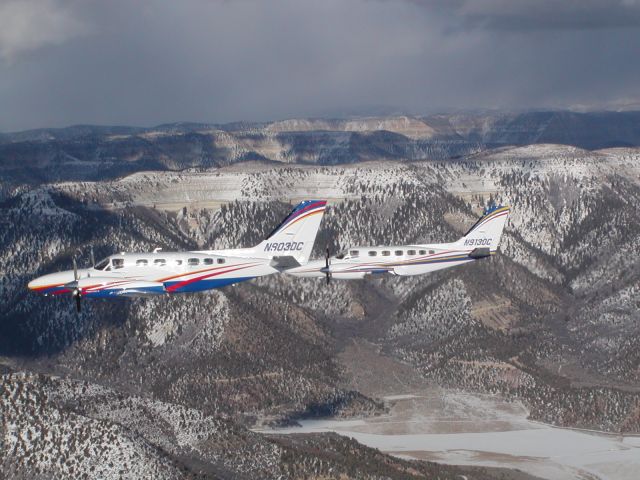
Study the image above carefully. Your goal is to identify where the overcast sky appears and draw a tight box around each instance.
[0,0,639,131]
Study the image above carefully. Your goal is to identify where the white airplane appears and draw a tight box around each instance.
[28,200,327,311]
[286,205,510,282]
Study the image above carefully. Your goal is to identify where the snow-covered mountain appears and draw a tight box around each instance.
[1,141,639,478]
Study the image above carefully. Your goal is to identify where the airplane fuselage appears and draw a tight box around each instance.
[28,251,278,298]
[286,242,490,279]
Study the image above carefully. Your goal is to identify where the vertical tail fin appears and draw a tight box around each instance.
[456,205,510,251]
[254,200,327,264]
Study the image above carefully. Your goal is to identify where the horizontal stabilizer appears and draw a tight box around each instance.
[469,247,491,259]
[270,256,301,270]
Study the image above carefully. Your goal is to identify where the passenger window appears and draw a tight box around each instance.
[217,258,225,264]
[136,259,148,266]
[112,258,124,269]
[395,250,403,256]
[188,258,200,266]
[407,250,416,256]
[95,258,109,270]
[349,250,359,257]
[154,259,166,266]
[429,250,435,254]
[419,250,426,255]
[368,251,377,257]
[203,258,213,265]
[382,251,390,256]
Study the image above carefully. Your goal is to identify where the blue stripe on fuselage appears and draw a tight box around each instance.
[83,284,167,298]
[370,269,390,274]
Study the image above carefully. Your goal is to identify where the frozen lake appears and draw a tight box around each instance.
[259,392,640,480]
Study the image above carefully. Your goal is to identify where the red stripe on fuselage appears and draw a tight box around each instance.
[157,263,240,283]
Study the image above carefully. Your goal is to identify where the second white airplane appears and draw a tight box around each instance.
[286,205,510,282]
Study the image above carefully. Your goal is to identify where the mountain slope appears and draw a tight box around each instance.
[1,144,639,476]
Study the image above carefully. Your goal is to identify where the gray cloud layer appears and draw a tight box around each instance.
[408,0,640,30]
[0,0,639,131]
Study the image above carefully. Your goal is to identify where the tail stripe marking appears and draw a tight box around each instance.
[278,208,325,232]
[463,206,510,236]
[270,201,326,236]
[470,210,510,233]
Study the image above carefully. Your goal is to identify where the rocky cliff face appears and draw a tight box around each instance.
[2,111,639,186]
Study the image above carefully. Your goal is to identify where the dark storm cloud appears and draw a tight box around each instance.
[0,0,639,131]
[406,0,640,31]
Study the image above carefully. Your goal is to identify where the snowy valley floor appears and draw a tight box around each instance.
[258,390,640,480]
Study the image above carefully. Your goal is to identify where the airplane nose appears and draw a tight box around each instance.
[27,271,76,293]
[27,276,50,291]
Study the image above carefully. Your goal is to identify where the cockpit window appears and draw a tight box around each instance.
[349,250,359,258]
[112,258,125,269]
[335,252,346,260]
[95,258,109,270]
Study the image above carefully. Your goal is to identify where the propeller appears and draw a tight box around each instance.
[65,247,98,313]
[68,246,97,312]
[71,255,82,313]
[324,246,331,285]
[74,290,81,313]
